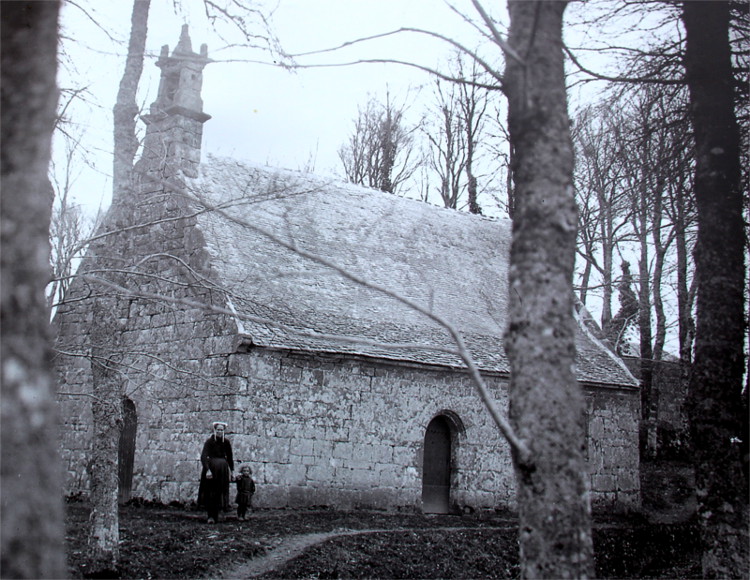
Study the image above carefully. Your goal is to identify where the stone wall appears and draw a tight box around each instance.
[222,351,640,511]
[584,386,641,507]
[223,351,515,511]
[57,329,640,511]
[623,356,689,458]
[54,179,239,501]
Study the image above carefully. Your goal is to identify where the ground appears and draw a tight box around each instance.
[65,502,700,579]
[65,462,700,579]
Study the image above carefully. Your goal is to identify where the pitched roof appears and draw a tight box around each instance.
[188,155,636,387]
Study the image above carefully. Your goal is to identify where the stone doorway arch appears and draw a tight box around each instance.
[421,414,462,514]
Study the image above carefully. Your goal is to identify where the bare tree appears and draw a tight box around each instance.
[425,54,491,213]
[1,1,66,578]
[426,79,466,209]
[486,104,514,219]
[625,117,657,455]
[49,199,90,308]
[48,133,99,310]
[338,92,421,194]
[456,58,490,215]
[572,100,632,325]
[573,73,702,459]
[665,158,697,367]
[84,0,150,574]
[634,86,685,457]
[503,1,594,576]
[683,1,749,576]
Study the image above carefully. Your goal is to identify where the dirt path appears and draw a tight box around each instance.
[216,526,507,579]
[215,528,390,578]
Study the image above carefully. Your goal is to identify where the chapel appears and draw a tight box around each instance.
[54,27,640,513]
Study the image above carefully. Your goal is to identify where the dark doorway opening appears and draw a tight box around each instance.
[422,415,452,513]
[118,398,137,504]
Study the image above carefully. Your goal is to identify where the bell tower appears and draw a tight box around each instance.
[138,25,211,180]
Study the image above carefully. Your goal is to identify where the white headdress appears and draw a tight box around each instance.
[212,421,228,441]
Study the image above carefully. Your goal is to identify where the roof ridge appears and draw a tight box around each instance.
[200,153,510,226]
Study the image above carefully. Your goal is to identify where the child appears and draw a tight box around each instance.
[234,464,256,521]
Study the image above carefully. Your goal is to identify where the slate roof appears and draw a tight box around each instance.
[188,155,637,387]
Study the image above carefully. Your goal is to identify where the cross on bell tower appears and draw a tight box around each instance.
[138,25,211,180]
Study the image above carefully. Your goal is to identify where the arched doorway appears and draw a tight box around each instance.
[422,415,452,513]
[118,398,137,504]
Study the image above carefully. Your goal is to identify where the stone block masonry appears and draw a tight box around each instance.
[227,351,510,510]
[585,388,641,507]
[57,333,641,511]
[223,351,640,511]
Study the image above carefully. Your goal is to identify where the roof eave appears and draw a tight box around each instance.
[233,336,638,390]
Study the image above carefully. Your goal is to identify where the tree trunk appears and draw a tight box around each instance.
[84,0,150,573]
[0,2,66,578]
[87,302,124,574]
[506,143,516,220]
[635,185,656,457]
[504,1,593,577]
[578,253,592,304]
[467,172,480,214]
[673,189,694,416]
[673,181,694,366]
[464,94,481,215]
[683,1,749,576]
[379,97,396,193]
[598,195,614,330]
[651,194,667,364]
[459,61,485,215]
[112,0,150,203]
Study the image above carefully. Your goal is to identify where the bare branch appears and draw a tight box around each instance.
[564,44,684,85]
[469,0,524,65]
[288,27,505,88]
[65,0,119,43]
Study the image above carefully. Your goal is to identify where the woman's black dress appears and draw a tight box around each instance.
[197,435,234,519]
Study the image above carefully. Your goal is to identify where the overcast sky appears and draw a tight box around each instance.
[57,0,516,214]
[56,0,647,213]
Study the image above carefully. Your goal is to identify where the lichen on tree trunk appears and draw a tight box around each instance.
[503,1,594,577]
[1,2,66,578]
[83,0,150,574]
[87,302,124,574]
[682,1,749,577]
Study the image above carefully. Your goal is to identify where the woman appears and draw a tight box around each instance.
[197,421,235,523]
